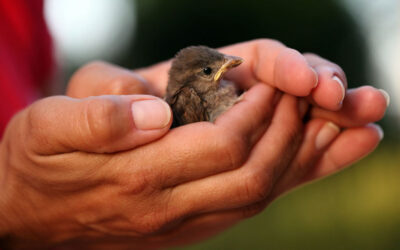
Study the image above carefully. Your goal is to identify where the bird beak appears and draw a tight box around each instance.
[214,55,243,82]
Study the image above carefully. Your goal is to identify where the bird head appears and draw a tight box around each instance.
[168,46,243,93]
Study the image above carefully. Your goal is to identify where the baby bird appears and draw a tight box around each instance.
[165,46,243,127]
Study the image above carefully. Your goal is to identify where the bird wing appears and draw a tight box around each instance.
[168,87,208,127]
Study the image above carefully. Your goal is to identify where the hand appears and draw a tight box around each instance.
[57,55,386,248]
[133,38,388,204]
[0,39,385,249]
[1,76,326,248]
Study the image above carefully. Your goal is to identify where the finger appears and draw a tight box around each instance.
[124,84,280,188]
[23,95,172,154]
[67,61,155,98]
[220,39,318,95]
[135,61,171,96]
[161,126,381,242]
[303,123,383,181]
[304,53,347,110]
[311,86,389,127]
[136,39,318,97]
[77,202,266,248]
[270,119,340,197]
[167,94,302,217]
[214,84,279,150]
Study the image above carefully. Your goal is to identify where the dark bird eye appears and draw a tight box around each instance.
[203,67,212,75]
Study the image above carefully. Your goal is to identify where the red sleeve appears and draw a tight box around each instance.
[0,0,54,137]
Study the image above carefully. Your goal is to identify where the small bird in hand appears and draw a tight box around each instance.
[165,46,243,127]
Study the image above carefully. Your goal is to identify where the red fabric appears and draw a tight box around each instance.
[0,0,53,137]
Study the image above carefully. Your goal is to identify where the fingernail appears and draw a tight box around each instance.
[378,89,390,107]
[332,76,345,104]
[315,122,340,150]
[367,123,384,140]
[311,68,318,88]
[131,99,171,130]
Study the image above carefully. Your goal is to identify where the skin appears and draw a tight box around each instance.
[0,39,387,249]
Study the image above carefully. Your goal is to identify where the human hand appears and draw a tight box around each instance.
[49,53,386,248]
[1,70,329,249]
[0,39,383,248]
[133,38,388,203]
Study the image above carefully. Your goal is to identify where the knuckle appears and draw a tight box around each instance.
[27,98,50,127]
[118,165,157,196]
[131,199,171,236]
[67,61,105,97]
[68,60,106,84]
[119,170,171,235]
[24,97,67,155]
[26,97,58,139]
[216,132,249,169]
[244,170,273,203]
[134,214,166,235]
[107,75,149,95]
[82,97,122,146]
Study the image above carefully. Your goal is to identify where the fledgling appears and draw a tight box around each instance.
[165,46,243,127]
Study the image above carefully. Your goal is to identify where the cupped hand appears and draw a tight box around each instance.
[1,75,322,249]
[2,39,384,248]
[56,52,387,248]
[61,45,388,246]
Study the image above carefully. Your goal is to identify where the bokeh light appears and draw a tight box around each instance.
[342,0,399,121]
[45,0,136,66]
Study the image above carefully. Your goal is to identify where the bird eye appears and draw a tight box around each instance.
[203,67,212,75]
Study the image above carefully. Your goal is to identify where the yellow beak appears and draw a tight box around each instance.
[214,55,243,82]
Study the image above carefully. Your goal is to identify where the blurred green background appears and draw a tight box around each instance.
[47,0,400,249]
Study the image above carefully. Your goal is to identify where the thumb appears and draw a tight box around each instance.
[21,95,172,154]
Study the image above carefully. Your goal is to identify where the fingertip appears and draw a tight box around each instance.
[315,122,340,150]
[348,86,387,122]
[311,71,346,111]
[99,96,173,152]
[309,124,383,180]
[332,75,346,104]
[84,95,172,152]
[366,123,384,141]
[131,98,172,131]
[378,89,390,108]
[310,67,319,88]
[274,48,318,96]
